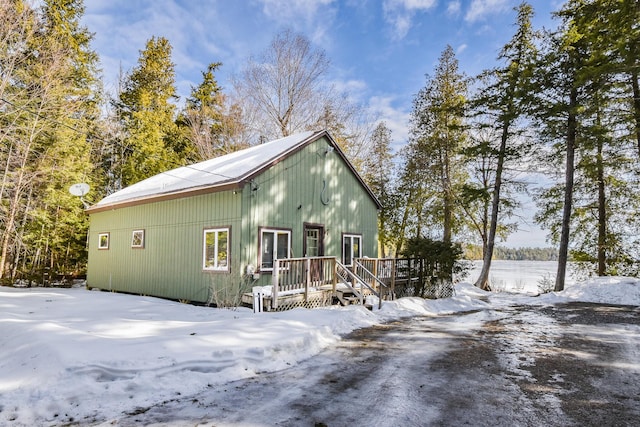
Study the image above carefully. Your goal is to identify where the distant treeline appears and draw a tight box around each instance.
[464,245,558,261]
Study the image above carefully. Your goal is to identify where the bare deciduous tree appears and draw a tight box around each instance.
[232,29,375,165]
[234,29,330,140]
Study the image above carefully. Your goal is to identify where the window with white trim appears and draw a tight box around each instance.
[342,234,362,267]
[98,233,110,250]
[131,230,145,248]
[260,228,291,271]
[203,228,230,271]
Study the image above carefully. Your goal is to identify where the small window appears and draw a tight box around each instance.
[260,228,291,271]
[342,234,362,267]
[98,233,110,250]
[203,228,230,271]
[131,230,145,248]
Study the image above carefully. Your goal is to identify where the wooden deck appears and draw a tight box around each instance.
[244,256,454,312]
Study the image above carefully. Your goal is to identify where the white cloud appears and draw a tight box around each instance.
[259,0,335,19]
[367,96,411,149]
[382,0,437,40]
[456,43,468,54]
[447,0,461,16]
[332,78,368,97]
[465,0,510,23]
[257,0,337,44]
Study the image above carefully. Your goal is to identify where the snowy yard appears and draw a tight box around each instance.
[1,276,639,426]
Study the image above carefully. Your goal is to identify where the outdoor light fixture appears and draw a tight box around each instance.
[324,145,334,155]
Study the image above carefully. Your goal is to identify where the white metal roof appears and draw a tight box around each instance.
[90,130,318,211]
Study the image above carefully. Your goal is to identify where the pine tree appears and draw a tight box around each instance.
[406,45,468,244]
[29,0,100,279]
[536,0,640,281]
[471,2,538,290]
[118,36,182,185]
[362,122,397,256]
[0,0,100,280]
[179,62,231,161]
[534,0,600,290]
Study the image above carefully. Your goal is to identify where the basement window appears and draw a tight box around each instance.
[98,233,110,250]
[203,227,230,272]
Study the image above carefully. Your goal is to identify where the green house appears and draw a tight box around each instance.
[86,130,381,304]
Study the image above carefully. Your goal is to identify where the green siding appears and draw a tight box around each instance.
[87,191,242,303]
[87,135,379,301]
[244,136,378,286]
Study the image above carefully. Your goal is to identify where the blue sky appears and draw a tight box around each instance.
[81,0,562,247]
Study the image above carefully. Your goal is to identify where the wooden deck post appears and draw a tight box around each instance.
[272,259,279,310]
[332,257,337,295]
[304,258,310,302]
[390,259,396,300]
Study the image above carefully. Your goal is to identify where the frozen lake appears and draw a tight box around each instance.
[465,260,569,294]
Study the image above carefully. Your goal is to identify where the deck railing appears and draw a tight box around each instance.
[266,256,453,311]
[355,257,454,299]
[272,256,337,309]
[352,260,388,309]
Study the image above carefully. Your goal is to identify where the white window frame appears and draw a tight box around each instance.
[131,229,145,248]
[203,227,230,272]
[342,234,362,267]
[259,228,291,271]
[98,233,110,250]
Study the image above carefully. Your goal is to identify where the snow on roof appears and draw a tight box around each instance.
[90,130,318,211]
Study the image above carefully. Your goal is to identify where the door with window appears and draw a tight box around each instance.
[342,234,362,267]
[304,224,324,282]
[260,228,291,271]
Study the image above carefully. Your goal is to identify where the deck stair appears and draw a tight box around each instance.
[334,259,384,309]
[335,287,364,306]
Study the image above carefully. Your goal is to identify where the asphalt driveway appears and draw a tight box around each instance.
[114,301,640,427]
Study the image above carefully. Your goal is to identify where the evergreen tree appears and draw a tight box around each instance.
[0,0,100,280]
[534,1,598,290]
[405,45,468,244]
[536,0,640,280]
[470,2,538,290]
[178,62,241,161]
[362,122,397,256]
[118,36,182,185]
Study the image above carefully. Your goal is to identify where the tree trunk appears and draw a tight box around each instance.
[596,134,606,276]
[474,122,509,291]
[394,190,413,256]
[442,148,452,245]
[631,71,640,157]
[0,181,23,279]
[555,88,578,292]
[0,136,32,280]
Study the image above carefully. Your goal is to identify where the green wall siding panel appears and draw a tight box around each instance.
[244,136,378,286]
[88,191,243,303]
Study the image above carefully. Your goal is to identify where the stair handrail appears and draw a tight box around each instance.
[354,260,388,309]
[335,260,382,307]
[335,261,364,304]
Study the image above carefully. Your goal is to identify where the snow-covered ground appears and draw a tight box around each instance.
[1,276,639,426]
